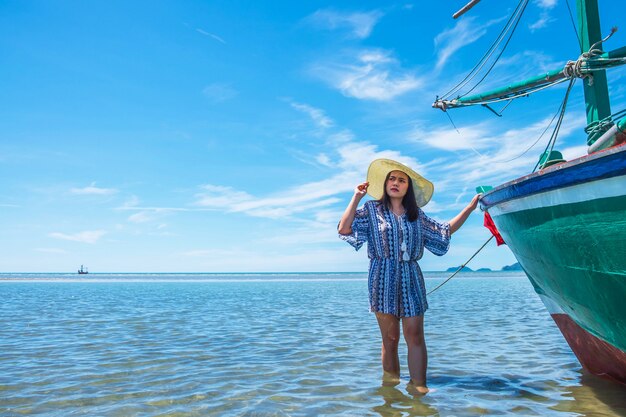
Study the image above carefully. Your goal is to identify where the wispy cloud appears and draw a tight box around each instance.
[116,206,191,224]
[313,49,421,101]
[70,182,117,195]
[121,195,140,208]
[196,28,226,44]
[290,101,334,128]
[316,153,333,167]
[203,83,238,103]
[49,230,107,244]
[529,0,557,32]
[412,122,493,152]
[128,211,157,223]
[193,139,428,220]
[536,0,558,8]
[528,12,554,32]
[413,112,588,187]
[307,9,384,39]
[194,183,343,219]
[434,16,506,71]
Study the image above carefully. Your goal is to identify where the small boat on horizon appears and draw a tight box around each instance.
[77,265,89,274]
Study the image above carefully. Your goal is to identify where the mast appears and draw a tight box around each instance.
[432,0,626,150]
[577,0,612,145]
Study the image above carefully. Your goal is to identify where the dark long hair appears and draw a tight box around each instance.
[379,171,419,222]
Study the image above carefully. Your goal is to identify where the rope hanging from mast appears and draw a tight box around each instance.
[532,78,576,172]
[437,0,530,104]
[562,27,618,83]
[433,6,623,113]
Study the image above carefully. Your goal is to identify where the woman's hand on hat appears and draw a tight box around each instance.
[355,182,369,199]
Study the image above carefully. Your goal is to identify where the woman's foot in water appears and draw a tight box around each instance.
[381,371,401,387]
[407,380,430,395]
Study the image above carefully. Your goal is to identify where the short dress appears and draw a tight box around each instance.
[340,200,451,317]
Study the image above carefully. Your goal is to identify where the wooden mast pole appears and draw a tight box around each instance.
[577,0,612,146]
[453,0,482,19]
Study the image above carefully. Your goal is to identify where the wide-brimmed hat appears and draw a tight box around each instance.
[366,158,433,207]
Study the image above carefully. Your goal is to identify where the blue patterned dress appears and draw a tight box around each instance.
[340,200,451,317]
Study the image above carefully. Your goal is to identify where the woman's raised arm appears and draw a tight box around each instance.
[338,182,369,235]
[448,194,481,235]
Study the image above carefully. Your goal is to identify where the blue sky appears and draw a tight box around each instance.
[1,0,624,272]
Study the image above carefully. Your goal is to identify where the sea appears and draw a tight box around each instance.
[1,272,625,417]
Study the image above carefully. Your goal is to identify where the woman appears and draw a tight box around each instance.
[338,158,479,394]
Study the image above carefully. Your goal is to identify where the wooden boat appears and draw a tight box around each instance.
[434,0,626,384]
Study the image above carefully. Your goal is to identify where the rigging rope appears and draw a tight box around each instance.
[499,101,562,163]
[440,0,529,101]
[460,0,530,98]
[435,24,620,111]
[562,27,617,81]
[427,235,494,295]
[447,77,570,107]
[565,0,583,52]
[532,78,576,172]
[585,107,626,135]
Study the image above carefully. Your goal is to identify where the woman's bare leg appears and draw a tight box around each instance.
[402,314,429,394]
[375,312,401,379]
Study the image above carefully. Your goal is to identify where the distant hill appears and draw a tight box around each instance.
[446,266,473,272]
[443,263,522,272]
[501,262,522,271]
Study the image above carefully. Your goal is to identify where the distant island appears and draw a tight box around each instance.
[445,262,522,272]
[501,262,523,271]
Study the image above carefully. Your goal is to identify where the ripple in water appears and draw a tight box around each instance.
[1,273,625,416]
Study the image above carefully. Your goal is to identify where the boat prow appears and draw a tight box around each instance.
[480,143,626,384]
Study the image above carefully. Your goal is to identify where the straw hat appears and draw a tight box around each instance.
[366,158,434,207]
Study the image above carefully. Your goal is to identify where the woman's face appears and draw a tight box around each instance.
[385,170,409,199]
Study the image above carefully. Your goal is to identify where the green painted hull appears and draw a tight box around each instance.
[494,194,626,352]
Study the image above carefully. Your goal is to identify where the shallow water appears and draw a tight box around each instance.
[1,272,625,416]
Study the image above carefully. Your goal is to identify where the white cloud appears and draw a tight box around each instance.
[412,123,493,152]
[413,112,588,187]
[128,211,156,223]
[194,185,254,209]
[203,83,237,103]
[117,206,190,224]
[70,182,117,195]
[314,49,421,101]
[529,0,557,32]
[536,0,557,10]
[434,17,486,71]
[290,102,334,128]
[121,195,140,208]
[316,153,333,167]
[49,230,106,244]
[307,9,383,39]
[434,16,508,71]
[560,145,587,160]
[196,28,226,44]
[528,12,554,32]
[194,181,344,219]
[193,138,429,221]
